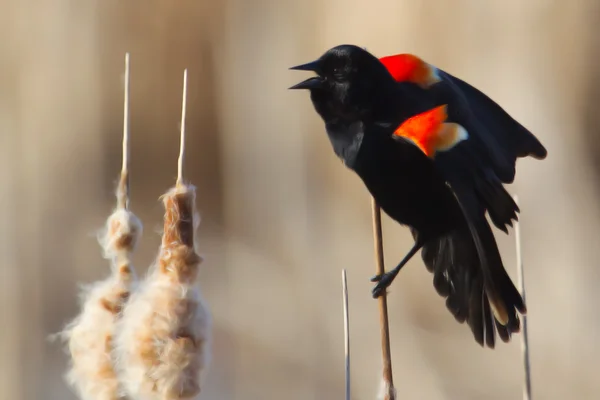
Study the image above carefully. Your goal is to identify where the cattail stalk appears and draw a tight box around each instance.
[114,69,212,400]
[371,200,396,400]
[118,52,131,211]
[59,52,142,400]
[513,195,531,400]
[177,69,188,187]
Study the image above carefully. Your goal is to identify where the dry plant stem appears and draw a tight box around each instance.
[513,195,531,400]
[118,52,131,211]
[115,185,211,400]
[371,199,396,400]
[177,69,188,186]
[342,269,350,400]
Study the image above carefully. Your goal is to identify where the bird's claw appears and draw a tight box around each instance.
[371,272,394,298]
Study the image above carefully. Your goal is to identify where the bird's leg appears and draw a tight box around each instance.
[371,239,424,298]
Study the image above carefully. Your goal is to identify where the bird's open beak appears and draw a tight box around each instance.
[289,59,324,90]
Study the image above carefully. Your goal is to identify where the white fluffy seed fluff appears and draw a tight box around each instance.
[114,184,212,400]
[58,208,142,400]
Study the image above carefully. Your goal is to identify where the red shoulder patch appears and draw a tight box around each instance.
[379,54,441,88]
[394,106,447,157]
[394,105,469,157]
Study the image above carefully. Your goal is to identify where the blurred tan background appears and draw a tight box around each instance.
[2,1,600,399]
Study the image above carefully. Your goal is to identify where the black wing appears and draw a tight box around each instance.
[434,69,547,183]
[383,61,541,346]
[422,71,538,345]
[428,69,547,231]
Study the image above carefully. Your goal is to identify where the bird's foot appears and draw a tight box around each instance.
[370,271,396,298]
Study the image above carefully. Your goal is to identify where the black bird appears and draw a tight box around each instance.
[289,44,547,347]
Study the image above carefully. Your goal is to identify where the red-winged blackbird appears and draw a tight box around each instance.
[290,44,546,348]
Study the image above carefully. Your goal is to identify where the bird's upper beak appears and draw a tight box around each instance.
[289,59,321,72]
[289,59,324,90]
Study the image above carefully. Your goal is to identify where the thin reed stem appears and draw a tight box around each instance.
[371,199,395,400]
[118,52,131,210]
[177,69,188,186]
[342,269,350,400]
[513,195,531,400]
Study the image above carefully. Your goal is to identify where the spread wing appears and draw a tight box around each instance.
[434,69,547,184]
[382,53,539,346]
[379,53,546,178]
[431,68,547,231]
[383,54,547,232]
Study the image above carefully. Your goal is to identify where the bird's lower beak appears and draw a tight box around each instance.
[288,76,324,90]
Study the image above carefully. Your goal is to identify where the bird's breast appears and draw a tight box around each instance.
[352,135,458,233]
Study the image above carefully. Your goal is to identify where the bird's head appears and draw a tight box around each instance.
[289,44,395,123]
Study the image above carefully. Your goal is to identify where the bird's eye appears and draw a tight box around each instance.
[332,67,345,81]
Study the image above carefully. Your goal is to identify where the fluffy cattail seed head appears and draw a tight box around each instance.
[114,184,211,400]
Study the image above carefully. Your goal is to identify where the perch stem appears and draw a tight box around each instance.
[118,52,131,210]
[514,195,531,400]
[371,199,395,400]
[177,69,188,187]
[342,269,350,400]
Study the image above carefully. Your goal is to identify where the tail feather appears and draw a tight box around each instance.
[482,296,496,348]
[471,218,526,316]
[495,319,512,343]
[468,277,485,346]
[420,216,524,348]
[474,170,520,233]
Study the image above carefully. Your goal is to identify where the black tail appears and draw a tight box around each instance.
[419,217,525,348]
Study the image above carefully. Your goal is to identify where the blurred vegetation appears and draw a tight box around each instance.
[2,1,600,399]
